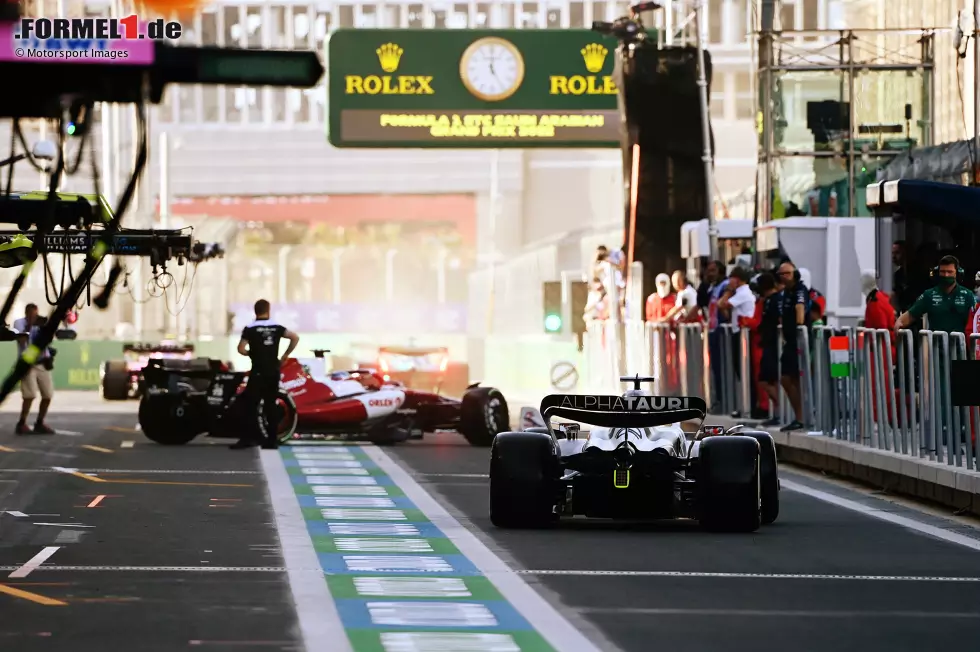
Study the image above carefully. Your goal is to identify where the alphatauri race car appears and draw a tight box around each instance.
[136,349,509,447]
[100,341,215,400]
[490,376,779,532]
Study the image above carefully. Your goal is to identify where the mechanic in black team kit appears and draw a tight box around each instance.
[231,299,300,450]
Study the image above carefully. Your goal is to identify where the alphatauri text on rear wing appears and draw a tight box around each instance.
[539,394,708,429]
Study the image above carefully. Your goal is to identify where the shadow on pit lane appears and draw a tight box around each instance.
[399,440,474,448]
[481,517,789,534]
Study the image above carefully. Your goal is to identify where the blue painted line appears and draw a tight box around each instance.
[284,458,380,470]
[305,521,446,539]
[332,598,534,631]
[296,494,416,509]
[316,552,482,575]
[277,443,579,652]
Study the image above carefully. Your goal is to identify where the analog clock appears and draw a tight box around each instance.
[459,37,526,102]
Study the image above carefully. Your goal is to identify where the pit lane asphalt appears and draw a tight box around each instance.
[386,430,980,652]
[0,398,301,651]
[6,395,980,652]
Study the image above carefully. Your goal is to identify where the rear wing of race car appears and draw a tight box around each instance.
[539,393,708,429]
[123,342,196,355]
[140,358,237,393]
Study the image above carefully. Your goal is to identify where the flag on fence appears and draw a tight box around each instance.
[829,336,849,378]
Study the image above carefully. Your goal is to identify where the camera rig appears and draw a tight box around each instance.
[591,1,660,43]
[0,12,324,404]
[0,228,225,262]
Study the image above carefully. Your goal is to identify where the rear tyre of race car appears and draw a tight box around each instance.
[138,394,201,446]
[697,436,762,533]
[489,431,558,528]
[274,391,299,445]
[101,361,131,401]
[459,387,509,447]
[740,430,779,524]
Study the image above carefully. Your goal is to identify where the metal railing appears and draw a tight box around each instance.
[584,319,980,472]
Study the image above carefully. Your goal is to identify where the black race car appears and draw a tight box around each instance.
[100,341,217,400]
[136,358,290,446]
[490,376,780,532]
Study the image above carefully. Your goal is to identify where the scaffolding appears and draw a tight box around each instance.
[756,24,939,226]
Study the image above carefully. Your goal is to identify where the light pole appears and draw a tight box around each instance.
[692,0,718,261]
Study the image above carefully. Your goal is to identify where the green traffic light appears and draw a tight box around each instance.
[66,123,76,136]
[544,314,562,332]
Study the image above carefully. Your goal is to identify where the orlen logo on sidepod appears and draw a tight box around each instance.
[281,375,307,391]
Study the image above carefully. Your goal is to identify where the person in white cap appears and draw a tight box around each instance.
[860,270,896,425]
[645,273,676,322]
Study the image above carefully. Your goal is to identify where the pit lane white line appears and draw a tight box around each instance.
[576,607,980,618]
[0,468,261,475]
[364,445,606,652]
[260,448,352,652]
[1,565,979,583]
[513,570,980,582]
[8,546,60,578]
[781,479,980,553]
[0,566,292,572]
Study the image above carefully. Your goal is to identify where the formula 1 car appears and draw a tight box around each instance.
[489,375,779,532]
[136,349,509,447]
[367,345,470,397]
[100,341,215,400]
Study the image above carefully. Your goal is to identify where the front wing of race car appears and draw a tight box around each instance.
[489,392,779,532]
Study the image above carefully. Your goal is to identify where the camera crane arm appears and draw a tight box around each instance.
[0,229,193,257]
[0,25,323,406]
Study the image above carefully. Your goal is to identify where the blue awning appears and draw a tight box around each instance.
[866,179,980,229]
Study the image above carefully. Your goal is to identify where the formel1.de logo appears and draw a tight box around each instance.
[16,16,182,41]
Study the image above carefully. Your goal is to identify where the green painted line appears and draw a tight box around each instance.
[345,629,557,652]
[326,574,505,601]
[313,535,460,555]
[301,507,429,523]
[282,449,371,459]
[292,483,405,497]
[287,465,386,476]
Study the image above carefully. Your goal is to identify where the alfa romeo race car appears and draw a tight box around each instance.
[136,349,509,447]
[100,341,215,400]
[334,344,470,398]
[490,375,779,532]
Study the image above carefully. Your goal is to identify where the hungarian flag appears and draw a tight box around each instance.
[829,336,849,378]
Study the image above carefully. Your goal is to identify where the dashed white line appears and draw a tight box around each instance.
[8,546,61,578]
[514,570,980,582]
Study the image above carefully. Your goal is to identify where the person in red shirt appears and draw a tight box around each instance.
[646,273,676,322]
[739,272,776,418]
[861,270,897,424]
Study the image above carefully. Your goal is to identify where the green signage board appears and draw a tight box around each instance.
[326,28,623,148]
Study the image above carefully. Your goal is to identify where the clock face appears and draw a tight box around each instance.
[459,37,525,102]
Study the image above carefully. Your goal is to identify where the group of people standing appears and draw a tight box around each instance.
[644,259,825,432]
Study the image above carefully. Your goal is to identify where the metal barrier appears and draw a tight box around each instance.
[583,319,980,471]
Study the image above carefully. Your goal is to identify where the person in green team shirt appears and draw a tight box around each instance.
[895,255,977,334]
